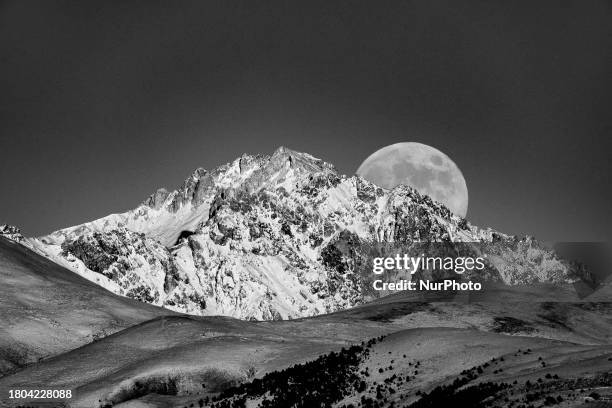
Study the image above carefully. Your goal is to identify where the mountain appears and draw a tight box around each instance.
[0,148,609,408]
[8,147,585,320]
[0,234,176,376]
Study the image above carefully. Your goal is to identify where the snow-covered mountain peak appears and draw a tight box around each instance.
[141,147,336,215]
[7,148,583,320]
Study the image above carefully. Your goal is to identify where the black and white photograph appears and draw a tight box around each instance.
[1,1,611,407]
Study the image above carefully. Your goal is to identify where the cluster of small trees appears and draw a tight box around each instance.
[211,343,366,407]
[200,336,388,408]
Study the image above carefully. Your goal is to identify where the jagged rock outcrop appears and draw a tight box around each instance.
[0,224,24,242]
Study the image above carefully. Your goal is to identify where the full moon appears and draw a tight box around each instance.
[356,142,468,217]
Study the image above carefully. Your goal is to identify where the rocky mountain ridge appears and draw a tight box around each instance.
[4,147,579,320]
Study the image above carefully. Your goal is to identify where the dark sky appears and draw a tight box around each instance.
[1,1,611,241]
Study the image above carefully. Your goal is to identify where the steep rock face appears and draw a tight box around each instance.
[12,148,581,319]
[59,229,180,304]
